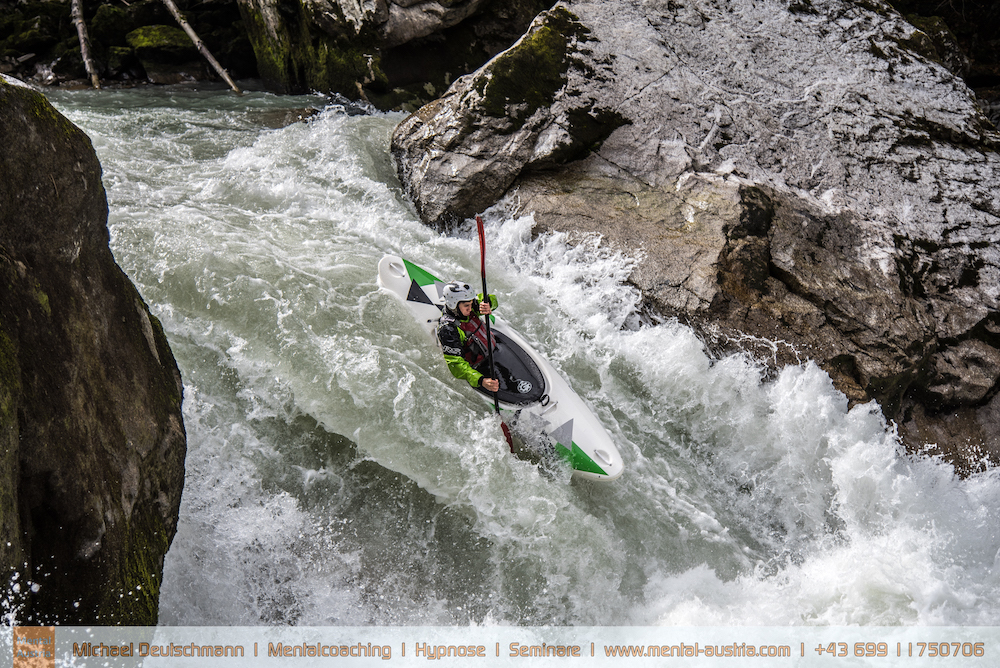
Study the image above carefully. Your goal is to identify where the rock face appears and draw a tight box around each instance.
[238,0,551,107]
[0,75,186,623]
[391,0,1000,472]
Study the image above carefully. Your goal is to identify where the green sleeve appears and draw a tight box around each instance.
[443,354,484,387]
[478,293,498,310]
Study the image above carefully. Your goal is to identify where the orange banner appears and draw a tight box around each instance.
[12,626,55,668]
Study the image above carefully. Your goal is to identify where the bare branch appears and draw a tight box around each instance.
[71,0,101,89]
[160,0,242,94]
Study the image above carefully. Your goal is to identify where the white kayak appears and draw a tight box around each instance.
[377,254,623,482]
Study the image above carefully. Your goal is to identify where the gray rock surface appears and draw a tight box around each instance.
[391,0,1000,472]
[1,74,186,623]
[381,0,491,47]
[301,0,490,44]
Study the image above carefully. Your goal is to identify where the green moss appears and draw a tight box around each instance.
[126,24,200,76]
[474,7,591,131]
[116,506,171,624]
[36,101,77,139]
[83,495,172,624]
[32,285,50,318]
[125,25,191,52]
[237,4,282,84]
[1,80,81,139]
[312,39,388,94]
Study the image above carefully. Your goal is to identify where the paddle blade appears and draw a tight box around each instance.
[476,215,486,278]
[500,418,514,453]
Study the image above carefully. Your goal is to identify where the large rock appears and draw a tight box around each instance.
[0,74,186,623]
[126,25,207,85]
[390,0,1000,472]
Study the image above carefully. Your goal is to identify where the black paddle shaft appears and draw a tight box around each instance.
[476,216,500,412]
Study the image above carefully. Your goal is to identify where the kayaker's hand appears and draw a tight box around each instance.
[482,377,499,392]
[479,301,492,316]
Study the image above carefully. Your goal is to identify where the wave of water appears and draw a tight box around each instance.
[47,86,1000,628]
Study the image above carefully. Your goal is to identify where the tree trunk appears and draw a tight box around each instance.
[70,0,100,89]
[160,0,242,94]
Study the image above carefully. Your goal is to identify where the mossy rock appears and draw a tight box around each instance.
[374,0,553,110]
[125,25,197,57]
[1,76,186,624]
[5,26,58,55]
[474,7,591,132]
[106,45,137,73]
[240,0,386,97]
[126,24,206,83]
[104,45,146,81]
[91,5,133,48]
[314,40,389,93]
[0,0,75,72]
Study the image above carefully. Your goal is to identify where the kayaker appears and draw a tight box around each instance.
[437,281,500,393]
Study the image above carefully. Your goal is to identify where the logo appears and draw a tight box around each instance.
[517,380,532,394]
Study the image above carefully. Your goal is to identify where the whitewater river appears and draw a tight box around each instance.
[48,86,1000,629]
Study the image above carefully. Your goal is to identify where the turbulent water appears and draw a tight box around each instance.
[48,85,1000,628]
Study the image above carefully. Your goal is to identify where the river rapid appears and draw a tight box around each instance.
[48,86,1000,628]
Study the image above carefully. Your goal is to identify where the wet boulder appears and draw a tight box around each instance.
[0,74,186,623]
[126,24,206,84]
[390,0,1000,472]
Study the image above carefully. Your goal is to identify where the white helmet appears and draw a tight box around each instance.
[443,282,476,309]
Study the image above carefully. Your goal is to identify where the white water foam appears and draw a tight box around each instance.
[44,88,1000,628]
[480,211,1000,626]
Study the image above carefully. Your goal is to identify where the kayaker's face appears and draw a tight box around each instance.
[458,300,474,317]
